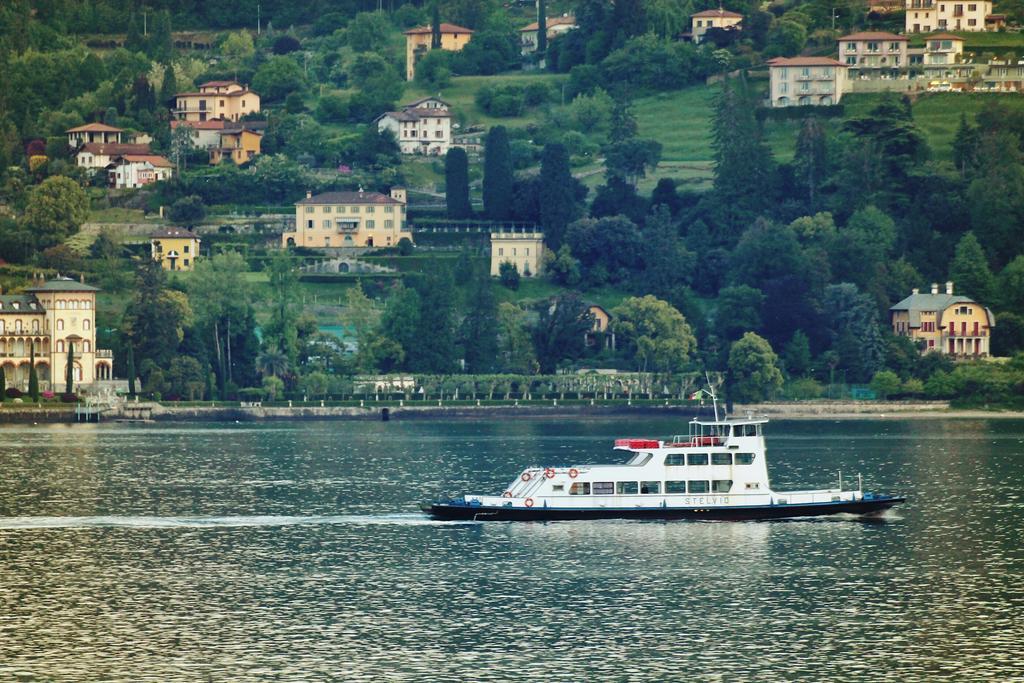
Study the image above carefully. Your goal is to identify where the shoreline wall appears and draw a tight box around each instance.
[0,400,973,424]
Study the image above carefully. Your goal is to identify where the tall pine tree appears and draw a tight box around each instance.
[483,125,513,221]
[431,2,442,49]
[445,147,472,219]
[794,116,828,208]
[460,267,499,373]
[65,341,74,396]
[711,77,775,246]
[538,143,578,250]
[537,0,548,56]
[28,343,38,402]
[949,231,995,303]
[159,63,177,106]
[952,112,981,179]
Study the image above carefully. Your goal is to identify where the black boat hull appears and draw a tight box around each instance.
[424,497,904,522]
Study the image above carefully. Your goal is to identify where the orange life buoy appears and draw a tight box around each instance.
[568,468,579,479]
[544,467,555,479]
[502,491,512,498]
[524,497,534,508]
[521,472,531,482]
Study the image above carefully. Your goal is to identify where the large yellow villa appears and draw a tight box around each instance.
[890,281,995,357]
[282,188,413,249]
[403,23,473,80]
[0,277,113,391]
[173,81,260,123]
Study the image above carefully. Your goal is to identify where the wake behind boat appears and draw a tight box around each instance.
[424,393,904,522]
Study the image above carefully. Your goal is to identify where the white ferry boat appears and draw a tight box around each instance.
[424,405,904,522]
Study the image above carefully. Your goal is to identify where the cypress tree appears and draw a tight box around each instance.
[0,363,5,402]
[537,0,548,56]
[125,11,144,53]
[794,116,828,207]
[159,63,177,107]
[127,343,137,398]
[431,2,442,49]
[952,112,981,179]
[28,343,39,402]
[65,342,75,396]
[711,77,775,245]
[483,126,513,221]
[445,147,472,219]
[538,143,578,250]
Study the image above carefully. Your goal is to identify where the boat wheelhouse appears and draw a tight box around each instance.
[424,412,903,522]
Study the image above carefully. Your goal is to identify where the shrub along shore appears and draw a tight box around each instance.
[7,398,1024,424]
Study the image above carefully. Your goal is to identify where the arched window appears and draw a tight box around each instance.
[14,320,21,333]
[83,301,91,309]
[0,320,4,333]
[70,300,79,310]
[56,300,66,309]
[83,340,91,353]
[57,319,64,331]
[32,320,39,332]
[56,340,64,353]
[83,319,90,331]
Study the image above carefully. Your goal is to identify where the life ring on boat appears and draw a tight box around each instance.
[568,468,579,479]
[544,468,556,479]
[502,491,512,498]
[524,497,535,508]
[521,472,531,482]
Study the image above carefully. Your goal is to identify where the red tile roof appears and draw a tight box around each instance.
[170,119,229,130]
[692,8,743,18]
[768,56,847,67]
[296,191,403,206]
[839,31,908,41]
[404,23,474,35]
[520,16,577,31]
[78,143,151,156]
[151,227,200,239]
[175,89,253,98]
[116,154,174,168]
[66,123,124,133]
[199,80,242,88]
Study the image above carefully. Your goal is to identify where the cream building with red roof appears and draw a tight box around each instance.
[690,8,743,44]
[839,31,909,72]
[172,81,260,122]
[282,188,413,249]
[404,23,474,80]
[519,15,577,54]
[66,123,124,149]
[376,97,452,155]
[106,154,174,188]
[768,56,849,107]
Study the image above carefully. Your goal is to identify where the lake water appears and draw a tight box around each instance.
[1,417,1022,681]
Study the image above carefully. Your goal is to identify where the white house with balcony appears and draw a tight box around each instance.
[375,98,452,155]
[839,31,909,77]
[905,0,998,32]
[768,57,849,107]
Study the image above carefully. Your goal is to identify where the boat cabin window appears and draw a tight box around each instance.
[665,480,686,494]
[737,424,760,437]
[552,484,565,492]
[592,481,614,495]
[712,480,732,493]
[687,453,709,466]
[641,481,660,494]
[745,483,760,490]
[688,481,710,494]
[711,453,732,466]
[735,453,755,465]
[569,482,591,495]
[616,481,638,495]
[627,452,653,466]
[665,454,684,466]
